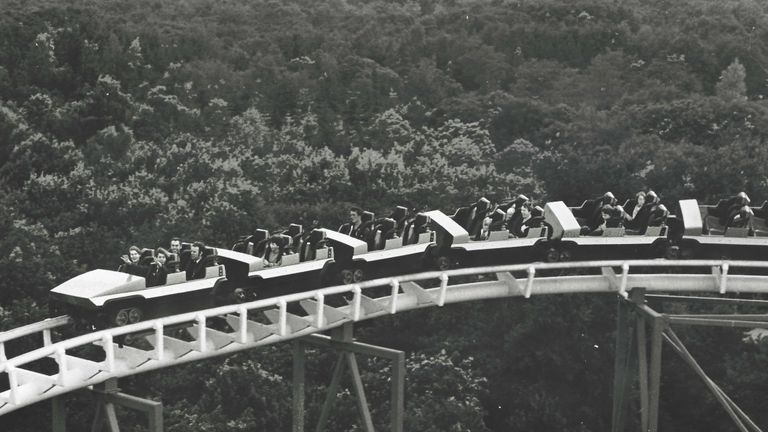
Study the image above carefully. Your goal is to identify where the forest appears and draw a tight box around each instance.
[2,0,768,430]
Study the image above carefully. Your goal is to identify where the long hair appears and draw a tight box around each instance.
[263,236,284,262]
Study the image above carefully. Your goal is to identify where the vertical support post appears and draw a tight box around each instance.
[524,266,535,298]
[52,396,66,432]
[238,306,249,344]
[91,379,120,432]
[293,340,306,432]
[636,311,649,432]
[90,378,164,432]
[438,273,448,307]
[611,292,634,432]
[56,347,68,386]
[7,366,19,405]
[391,351,405,432]
[352,285,362,321]
[336,323,373,432]
[719,263,729,294]
[305,322,404,432]
[279,300,288,336]
[619,263,629,298]
[315,293,325,328]
[147,403,163,432]
[648,315,664,432]
[196,314,207,353]
[615,289,767,432]
[102,334,115,373]
[154,322,164,362]
[627,288,650,432]
[389,280,400,314]
[337,322,354,342]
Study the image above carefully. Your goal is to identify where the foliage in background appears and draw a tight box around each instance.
[3,0,768,430]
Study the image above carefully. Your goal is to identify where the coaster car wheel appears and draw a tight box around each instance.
[545,247,560,262]
[665,245,680,260]
[353,268,365,283]
[340,269,355,285]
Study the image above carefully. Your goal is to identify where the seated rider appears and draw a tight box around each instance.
[583,205,612,236]
[632,190,660,231]
[480,216,492,240]
[623,191,646,229]
[606,205,625,228]
[339,207,368,240]
[119,245,149,278]
[262,236,284,267]
[728,205,753,229]
[147,247,173,287]
[723,193,751,224]
[185,241,207,280]
[588,192,617,229]
[630,192,646,220]
[509,203,535,238]
[169,237,184,272]
[505,206,515,225]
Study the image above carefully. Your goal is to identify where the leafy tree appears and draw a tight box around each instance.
[715,57,748,102]
[5,1,768,431]
[164,357,292,432]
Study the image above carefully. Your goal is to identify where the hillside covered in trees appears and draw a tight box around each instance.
[3,0,768,430]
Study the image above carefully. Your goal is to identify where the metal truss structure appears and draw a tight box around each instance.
[612,288,767,432]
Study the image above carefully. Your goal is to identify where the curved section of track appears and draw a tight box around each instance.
[1,259,767,416]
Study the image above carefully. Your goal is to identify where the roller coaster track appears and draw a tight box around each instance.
[2,259,768,419]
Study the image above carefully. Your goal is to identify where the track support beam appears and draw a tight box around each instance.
[52,396,66,432]
[612,288,764,432]
[292,322,405,432]
[610,289,635,432]
[51,378,163,432]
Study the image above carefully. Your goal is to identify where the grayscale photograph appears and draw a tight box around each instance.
[1,0,768,431]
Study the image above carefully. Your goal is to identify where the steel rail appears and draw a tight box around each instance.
[1,259,768,416]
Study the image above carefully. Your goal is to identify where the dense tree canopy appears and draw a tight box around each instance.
[3,0,768,431]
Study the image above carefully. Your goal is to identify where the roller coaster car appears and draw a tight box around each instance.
[50,247,262,329]
[434,199,670,269]
[227,229,339,301]
[324,217,436,284]
[424,206,551,270]
[556,200,671,262]
[674,196,768,259]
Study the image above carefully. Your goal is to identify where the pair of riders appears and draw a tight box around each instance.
[119,239,208,286]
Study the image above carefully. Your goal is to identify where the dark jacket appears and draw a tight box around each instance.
[146,263,168,287]
[186,258,206,280]
[339,222,367,239]
[119,262,149,278]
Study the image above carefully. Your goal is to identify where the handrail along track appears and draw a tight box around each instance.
[2,259,768,416]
